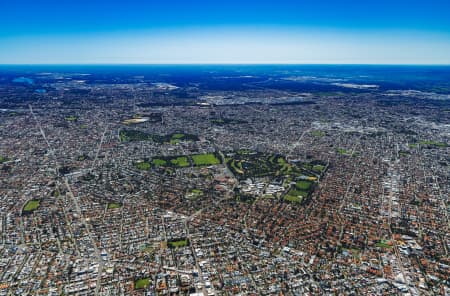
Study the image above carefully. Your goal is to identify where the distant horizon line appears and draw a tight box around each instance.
[1,63,450,67]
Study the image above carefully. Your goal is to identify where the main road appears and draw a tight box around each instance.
[29,105,104,296]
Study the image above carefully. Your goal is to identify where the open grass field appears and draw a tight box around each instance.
[295,180,312,191]
[134,278,151,289]
[418,140,448,147]
[134,161,151,170]
[284,195,302,203]
[23,200,40,212]
[192,153,220,166]
[145,154,220,169]
[375,240,392,248]
[168,239,189,248]
[152,158,167,166]
[284,188,309,203]
[169,133,185,144]
[312,164,325,172]
[170,156,190,167]
[107,202,121,209]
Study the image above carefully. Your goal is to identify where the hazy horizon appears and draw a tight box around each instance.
[1,1,450,64]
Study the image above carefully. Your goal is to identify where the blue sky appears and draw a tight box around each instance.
[1,0,450,64]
